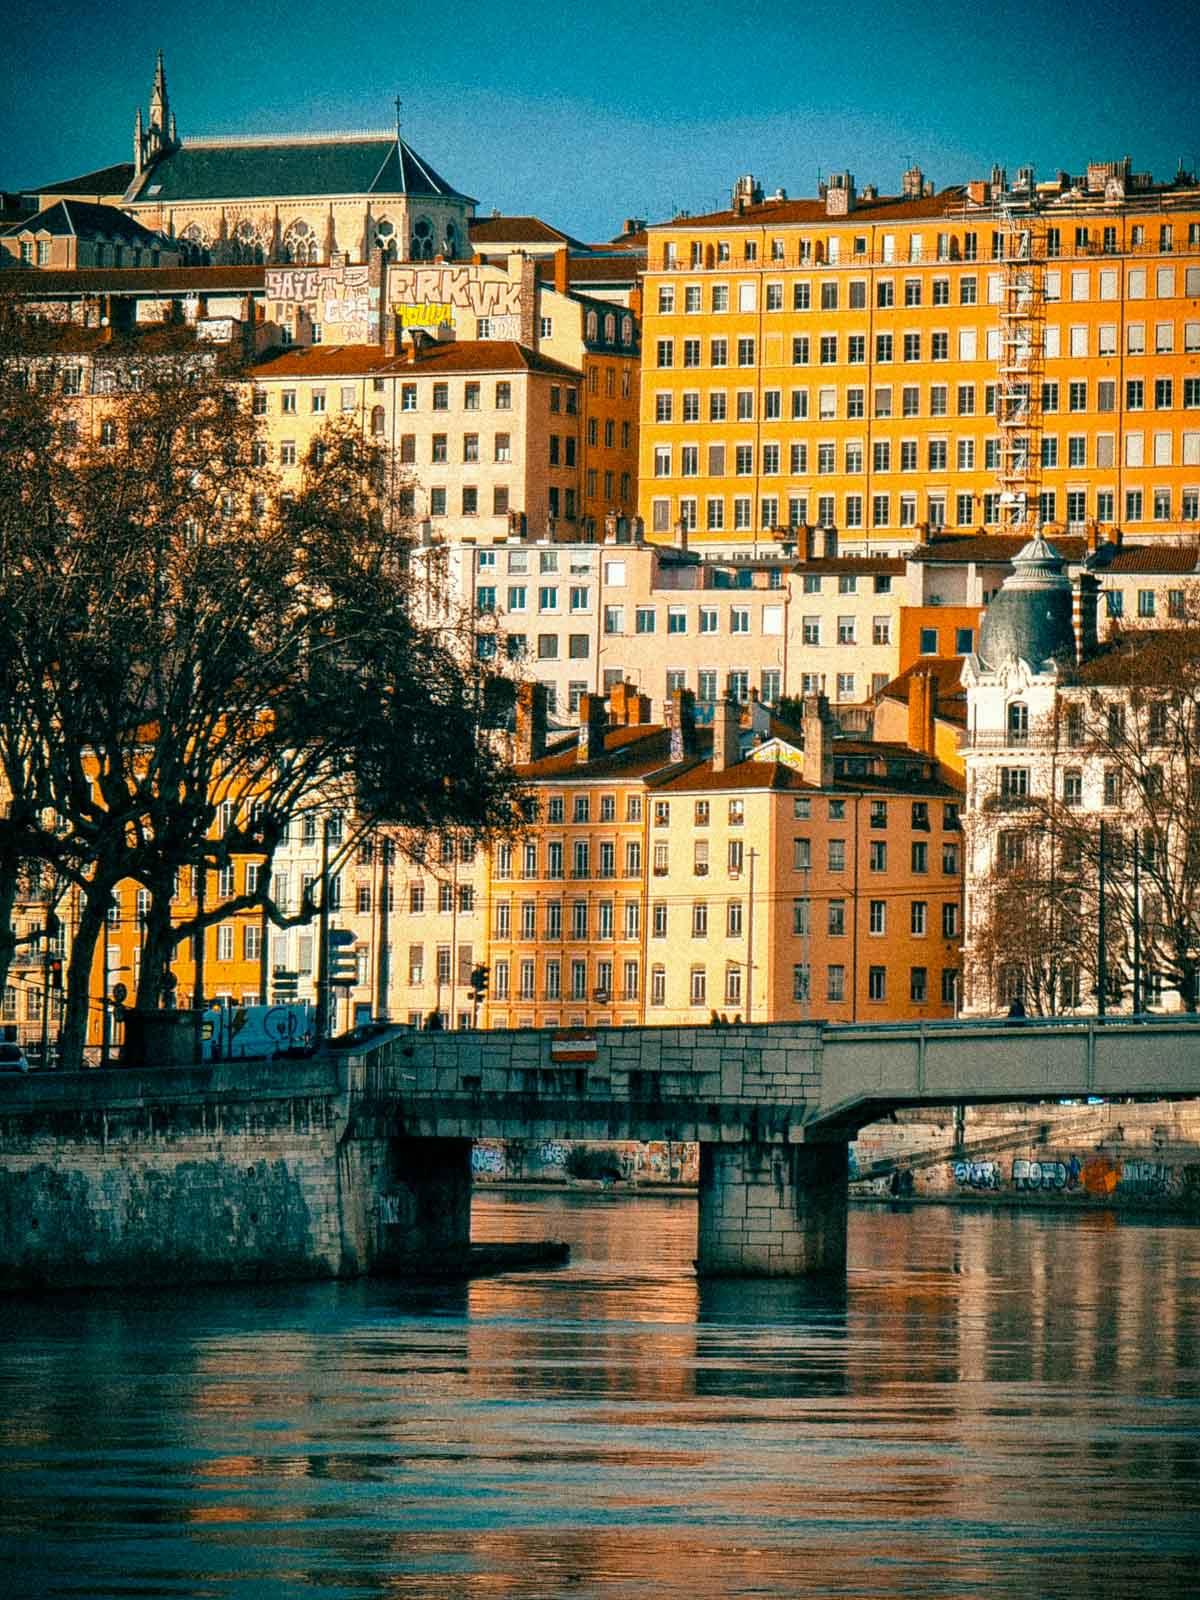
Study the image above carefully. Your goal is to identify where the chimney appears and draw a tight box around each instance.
[966,179,991,206]
[907,669,937,757]
[825,171,856,216]
[518,255,537,347]
[1086,518,1104,555]
[674,516,689,555]
[1072,573,1101,664]
[552,247,569,297]
[514,682,548,765]
[577,692,607,763]
[902,164,924,199]
[802,694,835,788]
[665,688,697,761]
[610,680,651,727]
[712,697,741,773]
[621,218,646,237]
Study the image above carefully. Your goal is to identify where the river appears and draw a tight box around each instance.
[0,1193,1197,1598]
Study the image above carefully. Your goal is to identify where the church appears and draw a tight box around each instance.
[44,53,478,268]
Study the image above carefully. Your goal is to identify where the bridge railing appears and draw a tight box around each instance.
[348,1022,827,1112]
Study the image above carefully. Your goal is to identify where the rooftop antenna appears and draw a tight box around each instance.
[394,96,402,141]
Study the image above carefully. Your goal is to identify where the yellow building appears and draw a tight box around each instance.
[638,160,1200,554]
[471,681,963,1029]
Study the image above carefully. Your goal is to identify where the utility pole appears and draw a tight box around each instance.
[192,863,207,1065]
[1097,819,1107,1018]
[315,817,331,1042]
[745,847,757,1023]
[1131,841,1141,1016]
[39,901,57,1067]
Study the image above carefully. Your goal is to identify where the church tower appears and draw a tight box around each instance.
[133,51,175,176]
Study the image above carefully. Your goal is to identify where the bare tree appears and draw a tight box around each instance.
[0,315,524,1065]
[967,611,1200,1015]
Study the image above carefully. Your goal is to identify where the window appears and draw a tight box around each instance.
[827,965,845,1003]
[910,967,928,1003]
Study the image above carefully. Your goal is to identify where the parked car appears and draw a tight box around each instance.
[0,1042,31,1073]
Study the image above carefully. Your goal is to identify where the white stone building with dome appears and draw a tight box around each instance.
[961,536,1197,1016]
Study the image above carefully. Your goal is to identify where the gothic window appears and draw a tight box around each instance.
[283,220,317,264]
[410,216,435,260]
[375,218,397,261]
[443,220,459,257]
[232,219,263,265]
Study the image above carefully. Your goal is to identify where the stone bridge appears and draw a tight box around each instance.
[1,1018,1196,1287]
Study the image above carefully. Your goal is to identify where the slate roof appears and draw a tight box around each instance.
[33,162,137,197]
[0,200,166,245]
[125,134,475,205]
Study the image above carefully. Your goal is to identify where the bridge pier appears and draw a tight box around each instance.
[696,1141,848,1277]
[372,1136,473,1273]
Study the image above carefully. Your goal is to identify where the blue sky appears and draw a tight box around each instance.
[4,0,1196,241]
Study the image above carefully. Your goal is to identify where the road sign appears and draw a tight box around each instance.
[551,1029,597,1063]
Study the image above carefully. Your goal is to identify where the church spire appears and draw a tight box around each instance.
[144,50,172,162]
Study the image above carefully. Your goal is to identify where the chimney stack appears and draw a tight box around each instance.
[514,682,548,765]
[802,694,835,788]
[610,680,651,727]
[552,247,569,298]
[1072,573,1101,664]
[665,688,697,762]
[577,692,607,764]
[907,669,938,757]
[712,697,741,773]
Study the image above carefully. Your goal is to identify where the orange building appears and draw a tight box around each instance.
[476,681,964,1029]
[638,160,1200,555]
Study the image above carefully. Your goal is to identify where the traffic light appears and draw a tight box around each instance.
[272,968,299,1000]
[327,928,358,987]
[468,964,489,1001]
[49,958,62,990]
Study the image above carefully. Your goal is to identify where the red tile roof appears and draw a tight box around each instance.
[910,533,1089,565]
[1102,542,1200,574]
[0,265,266,295]
[790,555,907,577]
[877,658,968,725]
[534,255,643,285]
[650,187,967,232]
[469,215,586,249]
[1074,628,1200,686]
[516,724,673,780]
[249,339,582,380]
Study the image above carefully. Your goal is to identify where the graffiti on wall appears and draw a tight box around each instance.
[390,266,522,338]
[265,264,372,340]
[953,1160,1002,1189]
[470,1144,506,1176]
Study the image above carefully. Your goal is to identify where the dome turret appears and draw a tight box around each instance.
[977,536,1075,670]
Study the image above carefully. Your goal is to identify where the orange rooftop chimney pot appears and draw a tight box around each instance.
[553,247,569,296]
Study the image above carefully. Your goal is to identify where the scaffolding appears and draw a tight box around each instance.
[994,181,1046,534]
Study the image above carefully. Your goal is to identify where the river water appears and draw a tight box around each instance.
[1,1193,1198,1599]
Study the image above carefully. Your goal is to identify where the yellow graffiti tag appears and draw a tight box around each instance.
[394,302,455,329]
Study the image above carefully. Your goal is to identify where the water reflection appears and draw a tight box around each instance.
[0,1197,1197,1598]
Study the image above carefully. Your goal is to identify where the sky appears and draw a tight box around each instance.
[3,0,1197,242]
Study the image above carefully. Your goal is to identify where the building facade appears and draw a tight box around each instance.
[638,160,1200,555]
